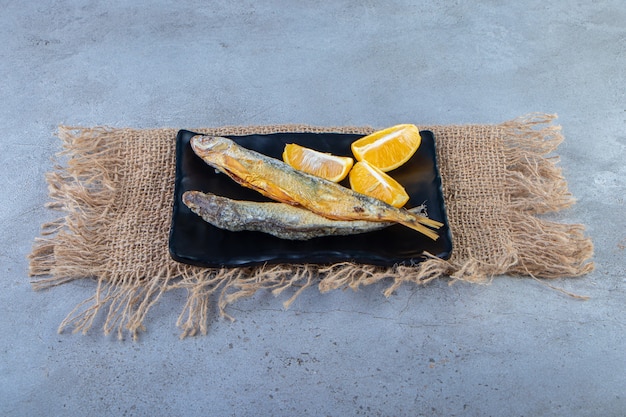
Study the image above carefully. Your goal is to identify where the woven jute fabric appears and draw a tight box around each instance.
[28,114,594,339]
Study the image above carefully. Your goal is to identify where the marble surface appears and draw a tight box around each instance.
[1,1,624,416]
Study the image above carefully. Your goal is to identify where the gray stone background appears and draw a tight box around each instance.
[1,1,624,416]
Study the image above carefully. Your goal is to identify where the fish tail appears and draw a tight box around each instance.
[398,218,440,240]
[415,215,444,229]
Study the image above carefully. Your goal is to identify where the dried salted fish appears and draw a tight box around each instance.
[183,191,429,240]
[190,135,442,240]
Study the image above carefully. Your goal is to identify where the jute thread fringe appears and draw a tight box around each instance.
[28,114,594,339]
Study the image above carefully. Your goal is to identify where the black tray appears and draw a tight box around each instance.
[169,130,452,268]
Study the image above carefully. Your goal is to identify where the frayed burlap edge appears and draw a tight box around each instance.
[28,114,594,339]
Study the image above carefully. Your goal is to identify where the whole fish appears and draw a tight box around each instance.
[190,135,442,240]
[183,190,429,240]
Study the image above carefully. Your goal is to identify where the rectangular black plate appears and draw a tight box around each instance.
[169,130,452,268]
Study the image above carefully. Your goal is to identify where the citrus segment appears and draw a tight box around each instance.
[351,124,421,172]
[283,143,354,182]
[349,161,409,208]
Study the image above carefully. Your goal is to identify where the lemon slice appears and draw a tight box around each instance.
[351,124,421,172]
[349,161,409,208]
[283,143,354,182]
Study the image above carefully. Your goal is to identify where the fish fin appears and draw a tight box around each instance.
[261,183,299,205]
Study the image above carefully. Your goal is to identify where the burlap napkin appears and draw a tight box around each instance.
[28,114,594,339]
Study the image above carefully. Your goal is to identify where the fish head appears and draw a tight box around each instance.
[190,135,252,186]
[190,135,233,157]
[181,190,200,210]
